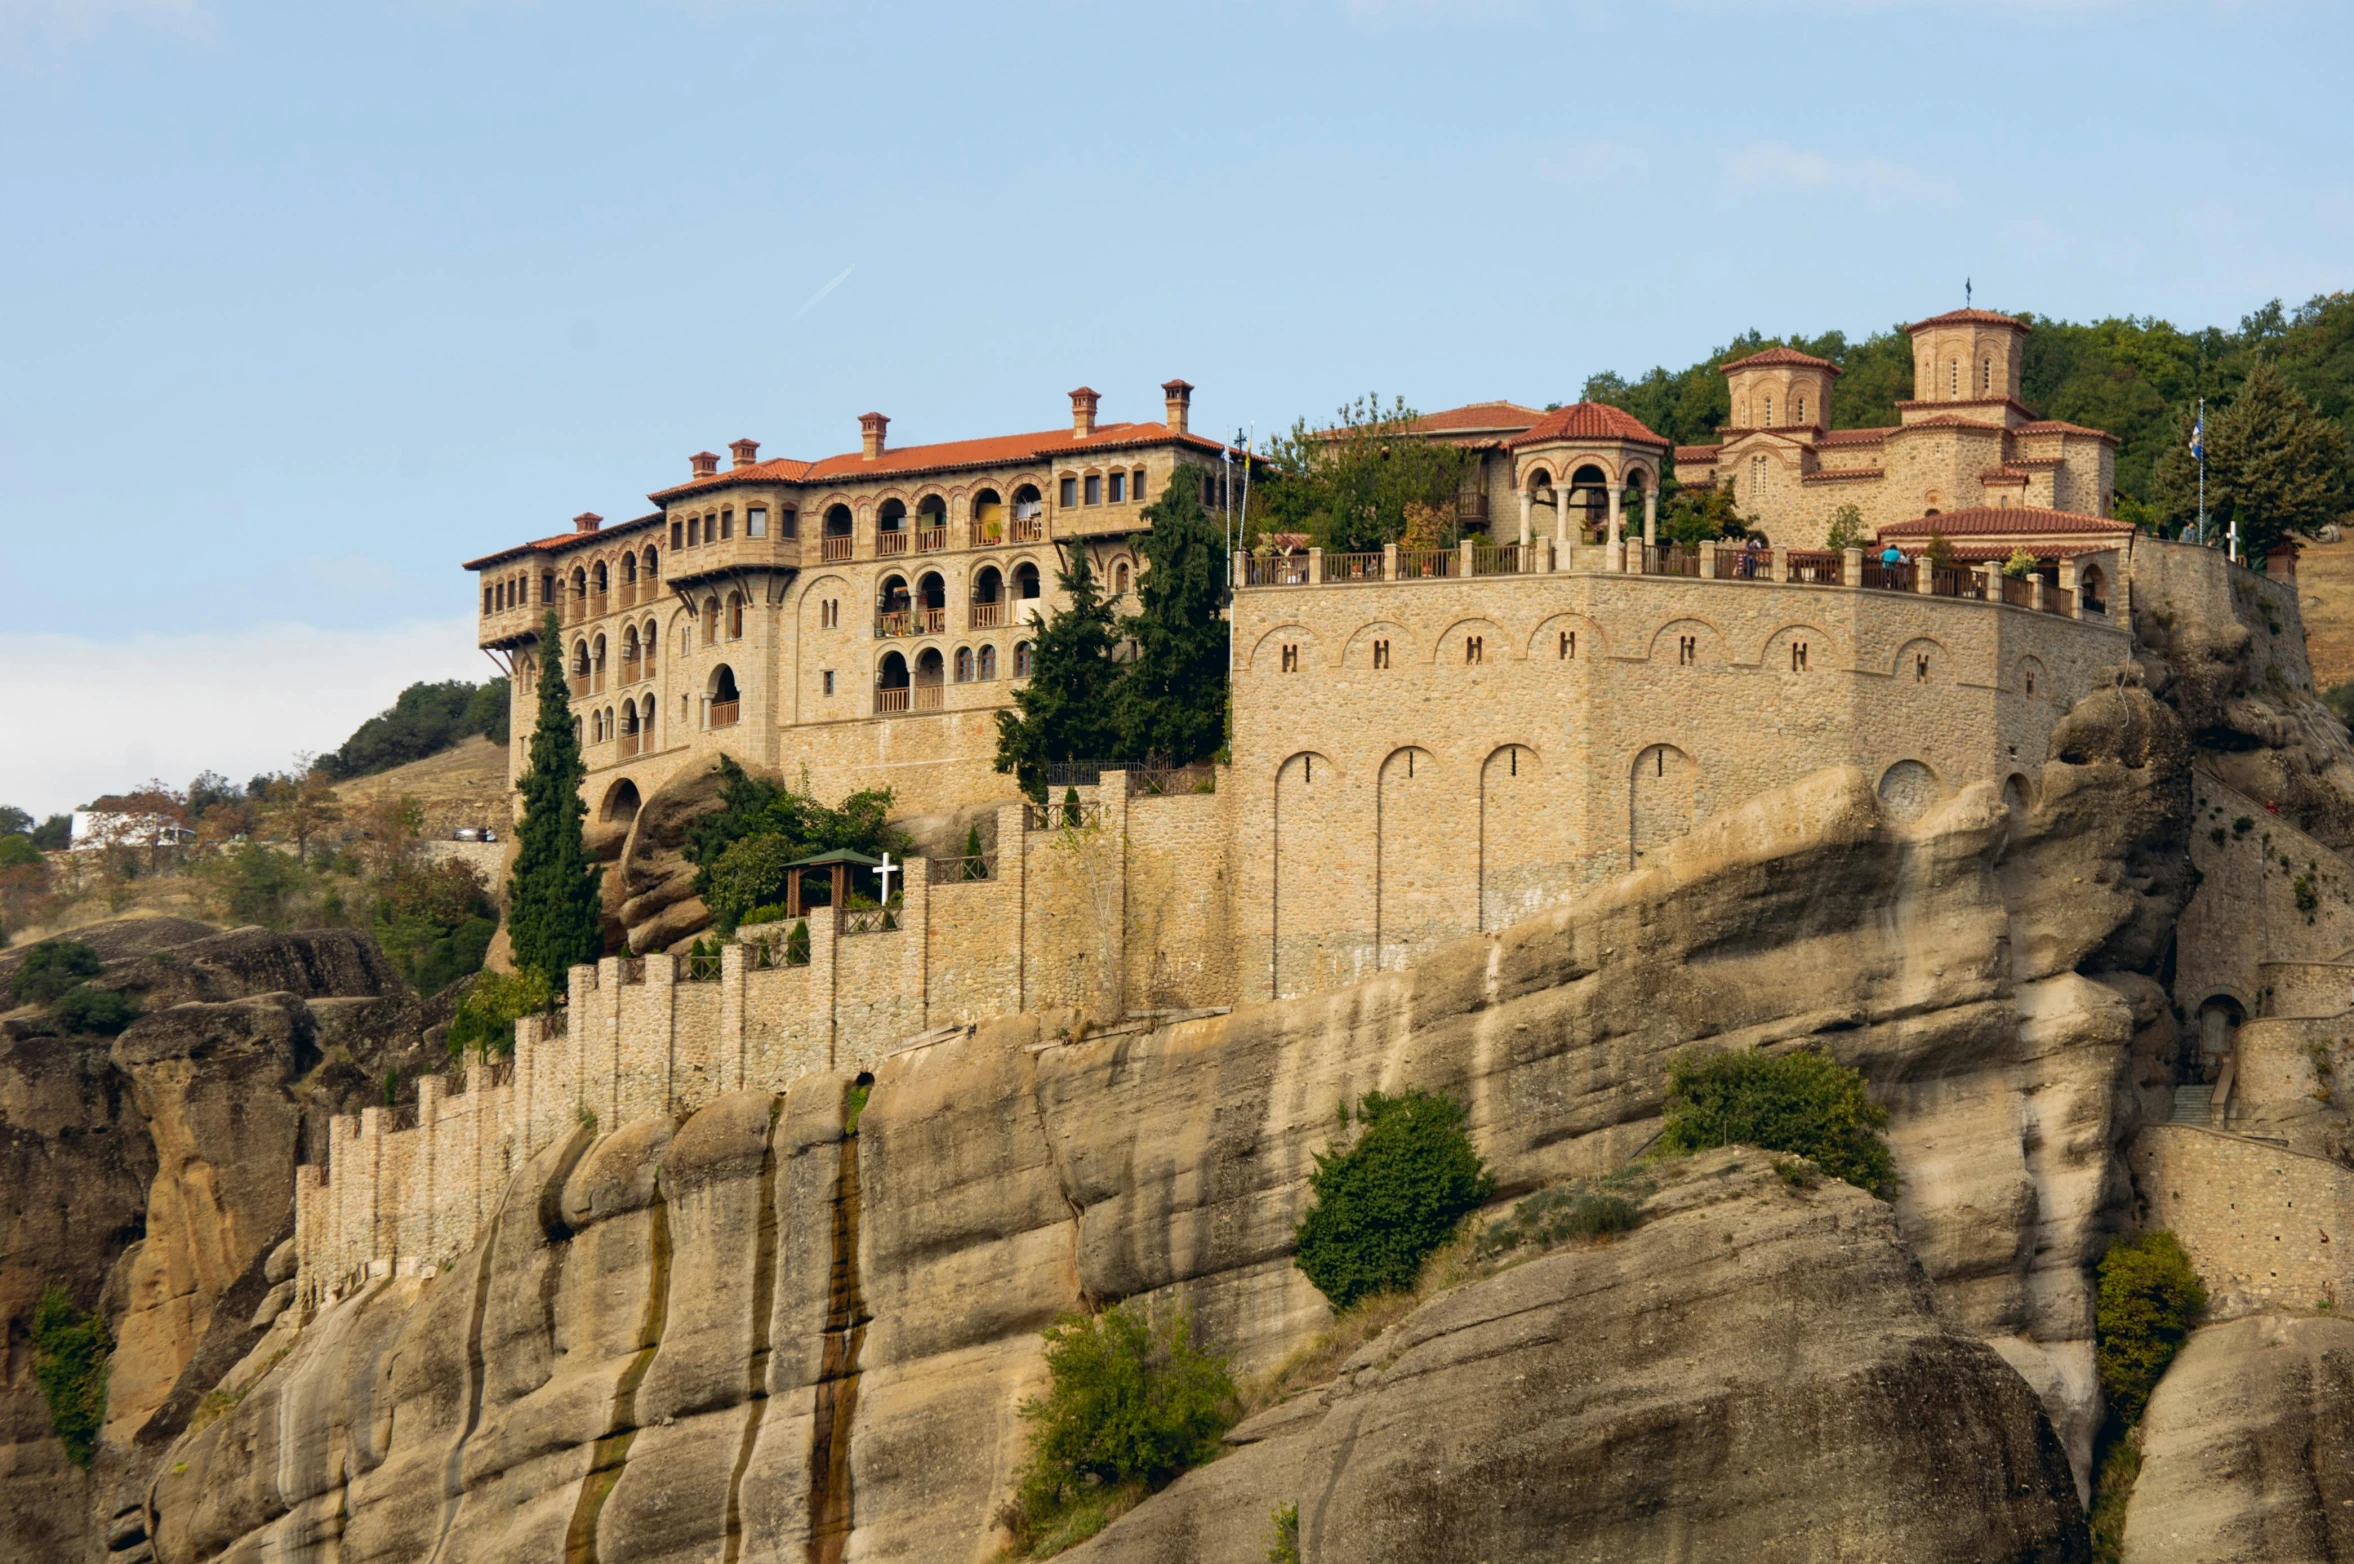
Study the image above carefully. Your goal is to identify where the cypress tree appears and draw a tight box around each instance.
[993,548,1122,799]
[507,612,604,988]
[1115,469,1230,765]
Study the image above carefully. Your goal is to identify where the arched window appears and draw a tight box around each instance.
[702,596,720,646]
[590,634,607,692]
[917,571,945,632]
[593,559,608,593]
[954,646,973,682]
[913,647,945,708]
[642,548,658,584]
[707,665,740,728]
[977,643,998,680]
[1795,394,1807,424]
[727,591,744,639]
[916,494,947,539]
[640,695,657,743]
[825,504,853,537]
[621,625,640,669]
[1763,394,1773,427]
[1014,562,1041,599]
[1013,640,1035,678]
[1114,561,1130,596]
[878,498,907,532]
[971,487,1005,542]
[972,564,1004,627]
[878,575,911,635]
[1949,359,1960,396]
[1981,358,1993,395]
[643,619,659,673]
[1748,455,1767,502]
[621,553,637,586]
[875,649,909,713]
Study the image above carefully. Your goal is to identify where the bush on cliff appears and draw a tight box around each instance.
[31,1284,109,1467]
[1657,1048,1895,1199]
[447,967,553,1059]
[1009,1303,1236,1555]
[8,938,101,1006]
[1294,1089,1494,1311]
[2096,1230,2207,1427]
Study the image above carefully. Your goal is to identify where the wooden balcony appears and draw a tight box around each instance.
[876,529,910,558]
[708,699,740,729]
[912,683,942,711]
[1009,514,1045,542]
[620,657,640,686]
[916,525,948,553]
[822,535,854,562]
[970,600,1008,629]
[589,591,608,618]
[875,687,910,714]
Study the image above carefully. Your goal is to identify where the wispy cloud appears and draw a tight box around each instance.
[1722,140,1959,204]
[789,264,856,323]
[0,619,485,816]
[0,0,211,56]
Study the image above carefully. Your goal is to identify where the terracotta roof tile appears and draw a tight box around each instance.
[1877,505,2133,538]
[1400,401,1547,435]
[648,421,1235,502]
[1906,308,2028,333]
[1718,345,1842,374]
[1801,467,1884,483]
[1893,413,2010,435]
[2012,419,2119,442]
[1816,427,1892,446]
[1506,401,1669,448]
[1888,541,2117,563]
[1980,467,2031,484]
[1673,444,1721,463]
[463,513,663,571]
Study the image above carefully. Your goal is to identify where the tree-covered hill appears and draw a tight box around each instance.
[1584,293,2354,520]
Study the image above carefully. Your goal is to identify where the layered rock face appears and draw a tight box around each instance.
[0,922,444,1560]
[142,720,2187,1561]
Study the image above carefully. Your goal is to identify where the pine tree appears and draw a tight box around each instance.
[506,613,604,988]
[1115,471,1230,765]
[2154,360,2352,557]
[993,548,1122,799]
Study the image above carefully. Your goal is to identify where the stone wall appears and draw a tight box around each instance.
[2129,1124,2354,1316]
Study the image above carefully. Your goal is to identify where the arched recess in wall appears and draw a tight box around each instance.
[1893,636,1948,687]
[601,778,642,824]
[1378,747,1467,969]
[1273,751,1354,1000]
[1877,759,1942,826]
[1630,744,1700,869]
[1480,744,1566,932]
[1344,621,1412,669]
[1529,613,1604,664]
[1251,624,1317,674]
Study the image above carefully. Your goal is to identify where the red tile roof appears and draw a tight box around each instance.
[1890,541,2116,563]
[1801,467,1884,483]
[1400,400,1547,435]
[1893,413,2009,435]
[2013,419,2118,442]
[1718,346,1841,374]
[1816,427,1892,446]
[647,421,1236,502]
[463,513,663,571]
[1673,444,1721,464]
[1980,467,2031,484]
[1906,308,2028,334]
[1507,401,1669,448]
[1877,505,2132,538]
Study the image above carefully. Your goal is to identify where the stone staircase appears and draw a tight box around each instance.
[2172,1083,2216,1126]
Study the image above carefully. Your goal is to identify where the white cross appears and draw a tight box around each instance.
[876,852,899,903]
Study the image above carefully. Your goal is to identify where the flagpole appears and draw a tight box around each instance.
[2195,397,2207,549]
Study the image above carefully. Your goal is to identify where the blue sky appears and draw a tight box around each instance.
[2,0,2347,813]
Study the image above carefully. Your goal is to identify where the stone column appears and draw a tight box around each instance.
[1458,539,1476,577]
[1517,488,1532,548]
[1308,547,1324,584]
[1915,555,1937,595]
[1643,484,1658,547]
[1842,547,1864,587]
[1382,543,1399,580]
[1555,490,1571,544]
[1607,485,1625,569]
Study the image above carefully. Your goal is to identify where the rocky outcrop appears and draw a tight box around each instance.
[1068,1154,2084,1564]
[140,730,2192,1561]
[2123,1314,2354,1562]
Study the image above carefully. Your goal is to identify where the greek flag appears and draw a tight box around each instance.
[2189,412,2204,462]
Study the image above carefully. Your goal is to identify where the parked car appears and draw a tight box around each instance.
[454,827,482,842]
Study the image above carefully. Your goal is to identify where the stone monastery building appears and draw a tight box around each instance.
[297,303,2180,1296]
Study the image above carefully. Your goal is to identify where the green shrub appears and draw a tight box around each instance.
[31,1285,109,1467]
[1267,1502,1301,1563]
[2096,1231,2207,1427]
[1657,1048,1895,1199]
[1294,1089,1494,1310]
[1473,1182,1641,1259]
[208,842,308,927]
[9,939,101,1006]
[49,984,141,1036]
[373,859,496,992]
[1012,1304,1236,1554]
[2088,1428,2143,1564]
[784,920,811,965]
[0,834,42,867]
[446,967,552,1059]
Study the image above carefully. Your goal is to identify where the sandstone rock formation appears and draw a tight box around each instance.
[135,725,2192,1560]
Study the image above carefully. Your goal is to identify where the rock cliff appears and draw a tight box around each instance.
[134,711,2191,1560]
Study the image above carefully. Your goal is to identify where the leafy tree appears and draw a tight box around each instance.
[9,940,102,1006]
[1012,1304,1235,1548]
[374,858,497,993]
[29,814,71,851]
[1658,1048,1895,1199]
[1114,470,1230,765]
[506,616,604,988]
[447,967,553,1059]
[30,1285,108,1467]
[258,771,342,865]
[994,548,1123,799]
[1658,481,1749,546]
[2095,1231,2207,1427]
[1823,503,1869,552]
[317,677,512,780]
[1260,395,1472,551]
[680,759,904,933]
[1294,1089,1494,1310]
[0,835,41,868]
[2152,360,2352,559]
[207,842,307,926]
[0,805,29,837]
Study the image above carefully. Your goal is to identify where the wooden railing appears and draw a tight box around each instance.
[2001,574,2036,608]
[1861,559,1914,592]
[1246,555,1312,586]
[930,853,995,883]
[875,687,910,714]
[683,948,723,982]
[1130,764,1216,797]
[918,606,946,634]
[1009,514,1045,542]
[876,529,909,557]
[708,699,740,728]
[1784,550,1844,586]
[2043,584,2075,616]
[970,600,1008,628]
[569,674,590,698]
[916,525,948,553]
[1932,565,1987,600]
[1641,545,1700,577]
[1028,800,1108,830]
[619,657,640,686]
[1395,548,1456,579]
[1472,545,1526,576]
[821,534,854,562]
[565,600,584,625]
[876,611,916,638]
[839,904,901,936]
[618,582,638,609]
[912,683,943,710]
[1714,547,1770,582]
[589,591,608,618]
[1323,552,1385,581]
[968,520,1005,548]
[619,732,642,758]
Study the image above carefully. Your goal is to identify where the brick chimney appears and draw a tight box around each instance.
[859,412,889,460]
[573,511,602,534]
[1161,378,1193,435]
[729,438,760,469]
[689,451,719,478]
[1070,386,1100,439]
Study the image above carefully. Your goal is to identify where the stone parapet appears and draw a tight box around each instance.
[2129,1124,2354,1318]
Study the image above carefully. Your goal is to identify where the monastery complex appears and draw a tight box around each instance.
[290,302,2225,1298]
